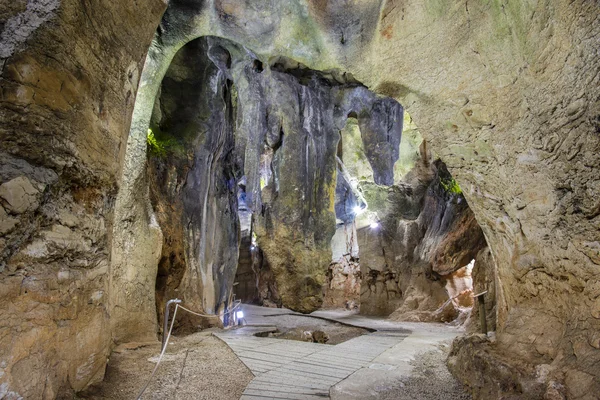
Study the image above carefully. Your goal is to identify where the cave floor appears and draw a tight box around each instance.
[78,306,471,400]
[214,305,472,400]
[76,332,253,400]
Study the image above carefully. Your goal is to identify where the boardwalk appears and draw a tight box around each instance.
[215,309,410,400]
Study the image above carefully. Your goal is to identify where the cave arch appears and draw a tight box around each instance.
[110,1,600,397]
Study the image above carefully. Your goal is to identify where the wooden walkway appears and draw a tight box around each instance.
[215,325,409,399]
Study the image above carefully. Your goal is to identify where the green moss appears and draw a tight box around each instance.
[146,126,183,158]
[439,176,463,195]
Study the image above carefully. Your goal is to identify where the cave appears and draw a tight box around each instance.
[0,1,599,399]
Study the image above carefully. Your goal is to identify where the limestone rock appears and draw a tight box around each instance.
[323,257,361,309]
[362,160,487,317]
[447,334,546,399]
[1,0,599,398]
[0,176,39,214]
[468,248,497,333]
[148,37,240,331]
[0,0,166,397]
[312,330,330,344]
[0,205,18,235]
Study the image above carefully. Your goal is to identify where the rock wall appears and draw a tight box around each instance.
[0,0,166,397]
[2,0,598,397]
[134,1,597,395]
[359,159,487,318]
[467,247,498,334]
[323,255,361,309]
[227,49,404,313]
[148,37,240,330]
[235,63,340,313]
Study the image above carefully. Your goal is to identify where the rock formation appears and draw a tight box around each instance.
[0,0,166,397]
[358,159,487,318]
[148,37,240,331]
[1,0,599,398]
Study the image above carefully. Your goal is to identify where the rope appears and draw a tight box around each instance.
[136,303,179,400]
[177,300,241,318]
[135,300,242,399]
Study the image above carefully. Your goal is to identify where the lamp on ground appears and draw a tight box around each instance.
[236,310,244,326]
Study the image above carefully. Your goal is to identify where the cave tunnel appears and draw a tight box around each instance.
[0,1,599,399]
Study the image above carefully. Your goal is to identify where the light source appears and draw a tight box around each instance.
[236,310,244,319]
[353,205,365,214]
[370,222,380,229]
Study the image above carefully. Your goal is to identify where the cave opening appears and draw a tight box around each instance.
[132,32,492,343]
[100,27,498,398]
[325,110,485,325]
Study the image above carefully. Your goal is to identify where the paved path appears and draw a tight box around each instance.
[214,307,411,400]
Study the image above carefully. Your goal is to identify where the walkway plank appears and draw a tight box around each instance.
[215,309,409,399]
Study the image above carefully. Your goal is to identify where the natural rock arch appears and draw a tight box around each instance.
[112,0,600,397]
[0,0,597,398]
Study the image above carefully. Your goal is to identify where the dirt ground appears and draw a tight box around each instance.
[75,331,253,400]
[261,313,370,344]
[380,342,472,400]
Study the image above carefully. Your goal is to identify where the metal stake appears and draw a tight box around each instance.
[162,298,182,349]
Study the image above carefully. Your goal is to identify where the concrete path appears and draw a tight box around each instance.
[215,305,460,400]
[310,309,463,399]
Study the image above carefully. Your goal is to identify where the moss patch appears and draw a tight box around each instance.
[146,126,185,158]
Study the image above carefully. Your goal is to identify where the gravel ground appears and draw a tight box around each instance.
[75,331,253,400]
[380,342,472,400]
[262,313,370,344]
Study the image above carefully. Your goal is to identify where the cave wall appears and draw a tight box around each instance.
[358,160,487,318]
[122,1,599,396]
[1,0,598,398]
[0,0,166,397]
[148,37,240,330]
[223,45,404,313]
[233,62,340,313]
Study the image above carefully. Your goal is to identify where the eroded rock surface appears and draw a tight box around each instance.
[358,159,487,318]
[0,0,166,397]
[148,38,240,331]
[1,0,599,398]
[224,44,403,313]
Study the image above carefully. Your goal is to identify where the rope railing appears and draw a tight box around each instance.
[178,300,241,318]
[136,300,243,399]
[136,303,179,400]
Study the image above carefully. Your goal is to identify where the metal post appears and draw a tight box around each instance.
[162,298,181,349]
[474,291,488,336]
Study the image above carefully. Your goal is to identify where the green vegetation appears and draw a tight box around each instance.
[440,176,462,195]
[146,127,182,158]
